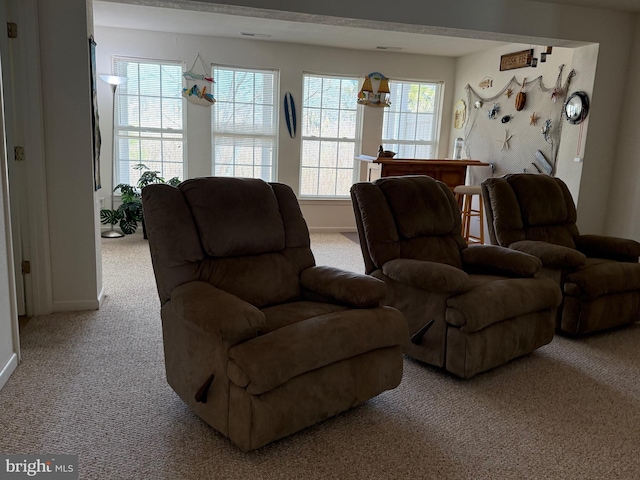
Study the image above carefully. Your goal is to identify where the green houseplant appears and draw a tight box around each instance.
[100,163,181,236]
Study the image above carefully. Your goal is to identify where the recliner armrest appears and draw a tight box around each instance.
[575,234,640,262]
[382,258,469,293]
[171,281,265,345]
[509,240,586,269]
[461,244,541,277]
[300,266,386,307]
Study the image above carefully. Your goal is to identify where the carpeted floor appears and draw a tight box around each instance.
[1,232,640,479]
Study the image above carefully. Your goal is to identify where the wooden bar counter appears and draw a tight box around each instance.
[357,155,490,191]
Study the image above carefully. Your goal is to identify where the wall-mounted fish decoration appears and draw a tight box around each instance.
[479,77,493,89]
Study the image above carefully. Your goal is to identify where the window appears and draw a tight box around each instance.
[112,58,185,186]
[212,66,278,181]
[300,74,360,197]
[382,80,442,158]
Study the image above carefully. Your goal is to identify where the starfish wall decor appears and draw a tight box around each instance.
[498,130,513,151]
[529,112,540,126]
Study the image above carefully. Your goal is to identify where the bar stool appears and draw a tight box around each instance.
[453,185,484,244]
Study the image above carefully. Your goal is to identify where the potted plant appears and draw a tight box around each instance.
[100,164,181,236]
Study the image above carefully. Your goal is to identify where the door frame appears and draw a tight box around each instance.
[1,0,52,316]
[0,45,21,389]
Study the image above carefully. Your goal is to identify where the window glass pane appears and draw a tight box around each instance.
[162,98,183,130]
[305,76,323,108]
[113,57,185,185]
[118,95,139,128]
[320,109,339,138]
[302,140,320,167]
[382,80,441,160]
[300,167,319,196]
[339,110,356,138]
[161,65,182,98]
[318,168,337,196]
[139,63,160,97]
[319,141,337,168]
[212,65,278,181]
[302,108,321,137]
[337,142,355,168]
[300,73,360,197]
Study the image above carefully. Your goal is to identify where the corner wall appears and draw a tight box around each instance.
[38,0,101,311]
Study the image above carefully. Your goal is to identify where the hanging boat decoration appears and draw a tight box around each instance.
[515,78,526,111]
[357,72,391,107]
[182,53,215,107]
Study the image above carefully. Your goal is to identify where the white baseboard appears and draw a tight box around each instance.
[308,227,357,233]
[52,299,100,312]
[0,353,18,391]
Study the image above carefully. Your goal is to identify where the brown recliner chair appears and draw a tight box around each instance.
[142,177,407,452]
[350,175,561,379]
[482,173,640,336]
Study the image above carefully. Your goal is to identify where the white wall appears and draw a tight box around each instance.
[606,13,640,239]
[38,0,102,311]
[94,26,456,231]
[192,0,636,237]
[452,43,576,179]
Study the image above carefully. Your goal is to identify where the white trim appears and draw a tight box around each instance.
[97,285,105,309]
[0,353,18,391]
[308,227,357,233]
[52,299,100,312]
[0,34,20,364]
[299,198,352,206]
[21,0,53,316]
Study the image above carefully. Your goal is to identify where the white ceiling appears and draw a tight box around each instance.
[93,0,637,57]
[93,2,512,57]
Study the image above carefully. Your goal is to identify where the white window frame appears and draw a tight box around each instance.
[211,64,279,182]
[382,79,443,159]
[299,73,362,199]
[111,56,186,187]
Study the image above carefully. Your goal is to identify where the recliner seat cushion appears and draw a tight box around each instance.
[260,301,348,333]
[227,307,407,394]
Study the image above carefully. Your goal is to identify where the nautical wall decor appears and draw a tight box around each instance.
[463,65,575,181]
[283,92,297,138]
[182,53,215,107]
[357,72,391,107]
[500,49,534,71]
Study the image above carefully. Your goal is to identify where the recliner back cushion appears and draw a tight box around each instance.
[144,179,313,308]
[376,176,464,269]
[378,176,455,238]
[179,177,285,257]
[507,174,578,248]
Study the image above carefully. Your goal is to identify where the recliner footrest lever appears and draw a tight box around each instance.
[195,374,215,403]
[411,319,435,345]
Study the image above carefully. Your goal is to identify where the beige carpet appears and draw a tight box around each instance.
[2,232,640,479]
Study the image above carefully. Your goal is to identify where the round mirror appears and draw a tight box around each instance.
[564,91,589,124]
